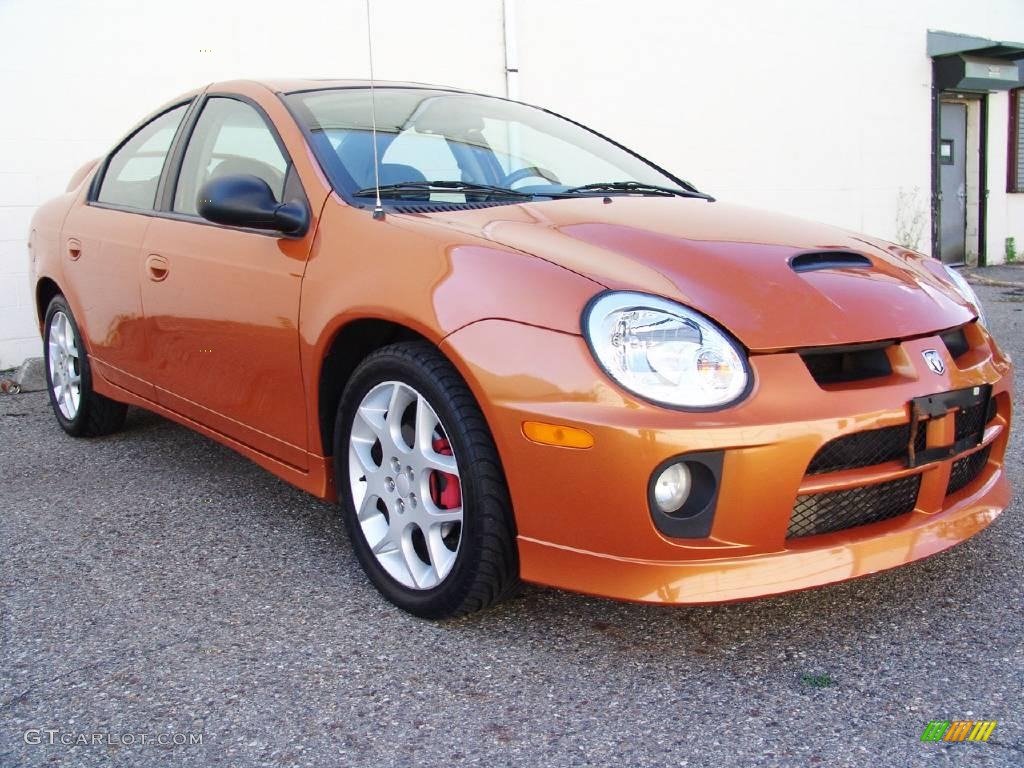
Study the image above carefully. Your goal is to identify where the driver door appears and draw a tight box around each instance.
[139,96,314,469]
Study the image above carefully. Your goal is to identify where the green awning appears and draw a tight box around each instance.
[927,30,1024,60]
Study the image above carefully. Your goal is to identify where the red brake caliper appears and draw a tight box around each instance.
[429,436,461,509]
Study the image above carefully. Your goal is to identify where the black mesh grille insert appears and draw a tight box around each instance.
[788,474,922,538]
[808,424,926,475]
[946,445,992,496]
[955,401,990,442]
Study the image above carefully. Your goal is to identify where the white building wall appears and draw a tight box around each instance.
[986,92,1011,263]
[1009,195,1024,260]
[0,0,506,369]
[515,0,1024,254]
[0,0,1021,368]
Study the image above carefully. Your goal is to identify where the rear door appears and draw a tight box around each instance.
[62,103,191,398]
[139,95,316,469]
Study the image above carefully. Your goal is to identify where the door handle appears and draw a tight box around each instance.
[146,254,169,282]
[67,238,82,261]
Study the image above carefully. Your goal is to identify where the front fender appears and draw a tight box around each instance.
[297,199,605,457]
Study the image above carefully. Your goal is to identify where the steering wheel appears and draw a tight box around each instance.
[501,165,561,189]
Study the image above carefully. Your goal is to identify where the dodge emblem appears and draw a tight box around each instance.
[922,349,945,375]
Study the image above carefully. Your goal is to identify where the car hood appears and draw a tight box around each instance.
[414,197,975,351]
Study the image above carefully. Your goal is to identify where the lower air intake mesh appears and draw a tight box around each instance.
[946,445,992,496]
[788,474,922,538]
[807,424,926,475]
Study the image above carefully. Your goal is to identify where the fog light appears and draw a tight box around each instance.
[647,452,723,538]
[653,462,691,514]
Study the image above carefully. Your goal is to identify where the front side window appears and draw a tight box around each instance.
[97,104,188,210]
[174,98,288,215]
[286,88,690,200]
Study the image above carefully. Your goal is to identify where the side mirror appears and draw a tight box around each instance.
[197,174,308,236]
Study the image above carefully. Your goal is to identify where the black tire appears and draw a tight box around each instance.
[43,294,127,437]
[334,341,519,619]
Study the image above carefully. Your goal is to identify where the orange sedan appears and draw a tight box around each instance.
[28,79,1013,618]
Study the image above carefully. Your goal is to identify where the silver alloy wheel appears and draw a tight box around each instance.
[349,381,464,590]
[48,310,81,420]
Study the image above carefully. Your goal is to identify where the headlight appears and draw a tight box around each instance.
[942,264,987,328]
[583,291,751,409]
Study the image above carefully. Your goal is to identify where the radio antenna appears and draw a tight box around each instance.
[365,0,384,220]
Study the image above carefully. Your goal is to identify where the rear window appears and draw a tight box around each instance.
[97,104,188,210]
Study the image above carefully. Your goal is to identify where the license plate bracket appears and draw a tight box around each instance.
[907,385,992,468]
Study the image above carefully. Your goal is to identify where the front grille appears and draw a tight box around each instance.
[955,401,990,441]
[808,424,926,475]
[940,327,970,359]
[801,345,893,385]
[788,474,922,538]
[946,445,992,496]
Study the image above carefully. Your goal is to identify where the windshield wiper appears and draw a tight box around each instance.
[354,180,534,200]
[564,181,715,202]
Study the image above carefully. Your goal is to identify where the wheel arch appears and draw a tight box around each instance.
[35,277,62,329]
[316,317,435,456]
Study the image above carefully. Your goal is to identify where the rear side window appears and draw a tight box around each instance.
[97,104,188,210]
[173,98,288,216]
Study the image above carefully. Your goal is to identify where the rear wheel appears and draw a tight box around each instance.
[335,342,519,618]
[43,295,127,437]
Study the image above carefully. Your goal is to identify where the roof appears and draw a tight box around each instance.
[253,78,478,95]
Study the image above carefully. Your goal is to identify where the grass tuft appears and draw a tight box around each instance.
[800,673,837,689]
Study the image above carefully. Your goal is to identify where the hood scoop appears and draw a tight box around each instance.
[789,250,873,273]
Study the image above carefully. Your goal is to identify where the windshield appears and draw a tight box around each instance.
[284,87,690,202]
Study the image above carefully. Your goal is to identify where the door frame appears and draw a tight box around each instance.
[930,83,989,266]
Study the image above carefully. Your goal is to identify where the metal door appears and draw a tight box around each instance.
[939,102,967,264]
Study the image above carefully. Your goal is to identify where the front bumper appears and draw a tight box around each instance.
[441,319,1014,605]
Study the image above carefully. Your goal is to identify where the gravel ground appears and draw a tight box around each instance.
[1,270,1022,768]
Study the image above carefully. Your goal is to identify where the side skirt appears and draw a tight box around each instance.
[92,372,337,503]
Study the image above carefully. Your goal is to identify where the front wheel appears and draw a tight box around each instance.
[43,295,127,437]
[334,342,519,619]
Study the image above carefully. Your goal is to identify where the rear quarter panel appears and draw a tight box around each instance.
[28,180,88,331]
